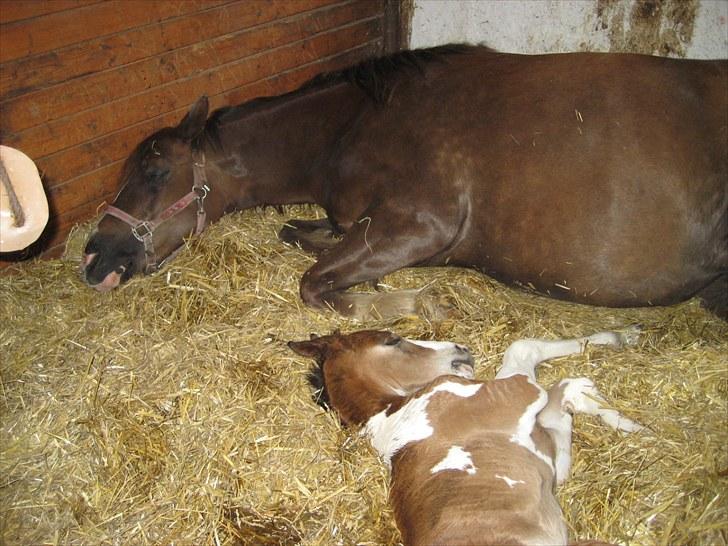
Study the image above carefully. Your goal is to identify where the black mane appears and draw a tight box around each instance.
[300,43,474,103]
[205,44,475,135]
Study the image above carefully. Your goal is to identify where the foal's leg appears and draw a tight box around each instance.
[539,377,643,484]
[494,327,641,382]
[494,327,642,485]
[279,218,339,255]
[297,209,455,320]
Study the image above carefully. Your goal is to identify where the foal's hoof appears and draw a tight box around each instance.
[618,324,642,347]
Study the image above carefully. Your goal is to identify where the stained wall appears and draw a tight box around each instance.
[409,0,728,58]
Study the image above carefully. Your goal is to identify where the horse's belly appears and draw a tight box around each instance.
[451,211,719,307]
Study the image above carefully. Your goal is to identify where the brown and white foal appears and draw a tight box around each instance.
[289,329,642,546]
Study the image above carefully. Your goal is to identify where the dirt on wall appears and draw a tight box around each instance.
[596,0,698,57]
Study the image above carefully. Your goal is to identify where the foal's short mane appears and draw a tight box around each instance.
[204,43,476,140]
[307,365,330,410]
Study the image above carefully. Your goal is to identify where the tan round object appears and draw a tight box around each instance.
[0,145,49,252]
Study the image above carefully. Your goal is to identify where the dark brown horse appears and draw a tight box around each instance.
[82,45,727,319]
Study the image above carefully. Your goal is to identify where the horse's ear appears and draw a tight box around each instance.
[177,96,209,141]
[288,337,328,360]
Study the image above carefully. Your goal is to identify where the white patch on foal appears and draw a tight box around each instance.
[509,379,555,472]
[365,381,482,466]
[431,445,477,475]
[407,339,462,350]
[560,378,643,432]
[494,474,525,488]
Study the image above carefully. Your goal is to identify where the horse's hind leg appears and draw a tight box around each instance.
[538,377,643,485]
[279,218,339,255]
[697,273,727,320]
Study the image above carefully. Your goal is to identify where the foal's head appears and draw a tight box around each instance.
[82,97,212,291]
[289,330,474,425]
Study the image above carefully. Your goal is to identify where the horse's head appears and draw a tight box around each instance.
[82,97,211,291]
[289,330,474,425]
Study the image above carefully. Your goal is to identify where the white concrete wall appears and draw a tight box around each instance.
[409,0,728,59]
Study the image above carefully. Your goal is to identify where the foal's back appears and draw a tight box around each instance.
[386,375,566,546]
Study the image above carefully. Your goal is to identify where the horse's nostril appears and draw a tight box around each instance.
[82,252,97,268]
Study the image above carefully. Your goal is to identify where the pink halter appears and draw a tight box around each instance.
[103,149,210,273]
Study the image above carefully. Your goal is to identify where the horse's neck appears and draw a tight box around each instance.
[214,82,364,209]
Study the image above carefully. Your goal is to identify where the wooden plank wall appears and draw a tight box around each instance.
[0,0,396,266]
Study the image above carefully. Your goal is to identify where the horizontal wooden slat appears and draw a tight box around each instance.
[5,18,382,163]
[0,0,232,64]
[0,0,103,24]
[1,0,381,134]
[0,0,340,99]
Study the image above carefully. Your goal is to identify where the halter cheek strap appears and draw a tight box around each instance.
[103,149,210,274]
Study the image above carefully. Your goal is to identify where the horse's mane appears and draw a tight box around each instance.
[204,44,477,137]
[300,43,475,103]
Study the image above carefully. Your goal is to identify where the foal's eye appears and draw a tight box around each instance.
[384,335,402,347]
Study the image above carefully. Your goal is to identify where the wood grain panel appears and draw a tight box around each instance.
[0,0,230,63]
[0,0,339,99]
[1,1,381,133]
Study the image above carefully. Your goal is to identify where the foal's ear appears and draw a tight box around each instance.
[177,96,209,141]
[288,337,328,361]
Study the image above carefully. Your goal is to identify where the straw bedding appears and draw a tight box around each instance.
[1,206,726,545]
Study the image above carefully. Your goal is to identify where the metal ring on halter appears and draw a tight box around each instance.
[131,221,154,243]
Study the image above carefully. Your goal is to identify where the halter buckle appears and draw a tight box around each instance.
[131,221,154,242]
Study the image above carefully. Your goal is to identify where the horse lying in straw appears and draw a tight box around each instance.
[289,328,643,546]
[82,45,727,320]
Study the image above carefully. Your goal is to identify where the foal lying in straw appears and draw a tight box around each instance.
[289,328,643,546]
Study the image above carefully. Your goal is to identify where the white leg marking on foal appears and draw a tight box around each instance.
[510,381,555,472]
[494,474,525,488]
[365,381,482,467]
[431,445,477,475]
[560,378,643,432]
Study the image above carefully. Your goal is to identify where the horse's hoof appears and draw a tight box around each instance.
[416,290,456,322]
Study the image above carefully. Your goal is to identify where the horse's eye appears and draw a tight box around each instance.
[145,167,169,184]
[384,335,402,346]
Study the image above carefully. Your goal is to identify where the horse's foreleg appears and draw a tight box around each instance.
[298,212,452,320]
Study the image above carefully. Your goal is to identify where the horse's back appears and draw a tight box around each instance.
[342,47,726,307]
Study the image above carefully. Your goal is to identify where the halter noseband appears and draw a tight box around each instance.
[103,148,211,274]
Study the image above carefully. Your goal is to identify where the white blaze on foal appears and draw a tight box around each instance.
[289,327,643,546]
